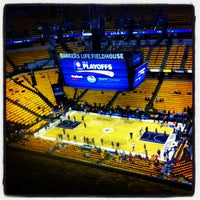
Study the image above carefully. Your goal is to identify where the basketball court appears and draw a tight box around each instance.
[35,111,178,162]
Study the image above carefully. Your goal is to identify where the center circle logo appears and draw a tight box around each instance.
[102,127,113,134]
[87,75,96,83]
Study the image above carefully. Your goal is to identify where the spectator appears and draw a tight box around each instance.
[121,151,126,161]
[101,138,104,145]
[154,158,159,167]
[163,151,167,160]
[49,146,54,153]
[96,147,101,154]
[126,114,129,120]
[67,133,70,141]
[139,127,143,134]
[92,137,95,145]
[116,142,120,149]
[154,154,158,160]
[116,154,120,162]
[82,115,84,121]
[129,132,133,140]
[111,141,114,149]
[132,142,135,151]
[84,152,90,158]
[100,151,105,159]
[160,165,166,177]
[145,149,148,160]
[128,153,134,164]
[157,149,161,157]
[169,164,173,175]
[174,121,178,127]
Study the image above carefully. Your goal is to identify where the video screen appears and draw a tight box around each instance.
[132,52,143,67]
[60,58,130,91]
[133,62,147,89]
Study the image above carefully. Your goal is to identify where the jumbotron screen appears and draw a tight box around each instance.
[133,62,148,89]
[59,53,130,91]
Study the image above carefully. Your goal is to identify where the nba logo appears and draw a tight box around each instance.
[75,61,81,68]
[74,61,83,71]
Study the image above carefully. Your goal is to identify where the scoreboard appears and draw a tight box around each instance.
[59,53,147,91]
[133,62,148,89]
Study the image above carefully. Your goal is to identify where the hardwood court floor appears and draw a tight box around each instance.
[42,111,174,158]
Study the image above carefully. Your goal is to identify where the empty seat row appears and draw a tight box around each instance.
[153,80,192,113]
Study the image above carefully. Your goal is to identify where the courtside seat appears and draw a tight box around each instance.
[53,144,85,160]
[105,155,161,177]
[86,148,104,163]
[27,120,48,133]
[53,145,106,163]
[9,136,58,153]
